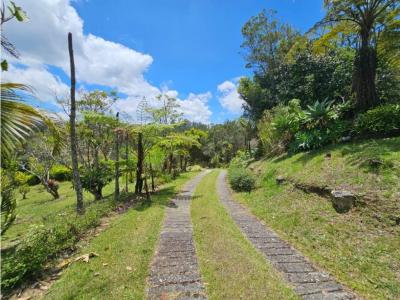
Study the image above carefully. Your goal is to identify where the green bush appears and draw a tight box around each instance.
[188,165,202,172]
[354,104,400,136]
[1,200,114,292]
[26,174,40,186]
[228,166,256,193]
[50,165,72,181]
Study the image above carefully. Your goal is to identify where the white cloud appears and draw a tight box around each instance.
[217,79,245,114]
[114,91,212,124]
[177,92,212,123]
[2,0,213,123]
[2,64,69,103]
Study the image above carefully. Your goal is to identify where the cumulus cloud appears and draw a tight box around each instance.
[217,79,245,114]
[114,91,212,124]
[2,64,69,103]
[2,0,213,122]
[177,92,212,123]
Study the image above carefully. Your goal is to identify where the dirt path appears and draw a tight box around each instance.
[146,171,209,300]
[217,170,357,300]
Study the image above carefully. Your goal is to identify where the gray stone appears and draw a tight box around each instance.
[330,190,356,213]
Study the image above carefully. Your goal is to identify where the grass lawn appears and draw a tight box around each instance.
[44,171,199,300]
[191,170,298,300]
[233,137,400,299]
[1,179,133,248]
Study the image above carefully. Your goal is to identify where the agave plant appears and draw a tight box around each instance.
[304,99,336,128]
[1,82,62,160]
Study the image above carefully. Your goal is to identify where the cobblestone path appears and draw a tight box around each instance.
[216,170,357,300]
[147,171,209,300]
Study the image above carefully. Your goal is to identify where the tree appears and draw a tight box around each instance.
[21,132,61,199]
[313,0,399,111]
[68,32,84,213]
[76,94,118,200]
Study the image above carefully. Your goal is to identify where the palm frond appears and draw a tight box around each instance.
[1,83,63,160]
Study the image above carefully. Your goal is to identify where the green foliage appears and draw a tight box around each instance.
[50,165,72,181]
[1,168,17,235]
[188,165,202,172]
[354,104,400,136]
[228,166,256,193]
[80,161,113,199]
[26,174,40,186]
[18,185,30,199]
[228,151,256,193]
[14,171,30,186]
[1,200,114,292]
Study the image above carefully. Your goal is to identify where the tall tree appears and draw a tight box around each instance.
[68,32,84,214]
[313,0,399,111]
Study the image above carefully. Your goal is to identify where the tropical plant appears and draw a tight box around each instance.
[1,83,62,160]
[312,0,399,111]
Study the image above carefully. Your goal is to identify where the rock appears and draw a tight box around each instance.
[276,176,286,185]
[330,190,356,213]
[325,152,331,159]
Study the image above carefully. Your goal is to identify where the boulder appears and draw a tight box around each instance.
[276,176,286,185]
[330,190,356,213]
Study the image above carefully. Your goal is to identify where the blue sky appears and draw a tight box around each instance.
[3,0,325,123]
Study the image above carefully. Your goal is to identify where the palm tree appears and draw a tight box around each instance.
[1,83,61,160]
[313,0,399,111]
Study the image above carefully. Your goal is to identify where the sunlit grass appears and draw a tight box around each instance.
[44,171,199,299]
[234,137,400,299]
[191,170,298,300]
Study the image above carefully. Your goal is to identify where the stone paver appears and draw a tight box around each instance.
[147,171,209,300]
[217,170,357,300]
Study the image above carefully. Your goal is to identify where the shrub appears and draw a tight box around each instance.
[188,165,202,172]
[14,171,30,186]
[80,161,113,200]
[1,200,114,292]
[18,185,30,199]
[228,166,256,193]
[26,174,40,186]
[230,150,253,168]
[354,104,400,136]
[49,165,72,181]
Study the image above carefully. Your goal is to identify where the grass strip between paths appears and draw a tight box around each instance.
[44,171,200,300]
[191,170,298,300]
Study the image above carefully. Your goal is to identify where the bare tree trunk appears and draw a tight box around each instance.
[135,132,144,194]
[114,113,120,201]
[68,32,84,214]
[149,162,155,192]
[125,133,129,193]
[144,173,151,202]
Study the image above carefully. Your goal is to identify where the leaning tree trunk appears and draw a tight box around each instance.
[353,31,378,112]
[68,32,84,214]
[135,132,144,194]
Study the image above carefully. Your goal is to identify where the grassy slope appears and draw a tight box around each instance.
[233,137,400,299]
[44,171,199,300]
[2,179,131,247]
[191,170,297,300]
